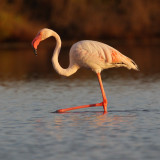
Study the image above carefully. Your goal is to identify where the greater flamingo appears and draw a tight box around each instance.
[32,28,138,113]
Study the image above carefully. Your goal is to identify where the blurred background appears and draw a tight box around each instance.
[0,0,160,79]
[1,1,160,160]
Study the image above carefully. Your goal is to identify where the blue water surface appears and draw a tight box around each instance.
[0,76,160,160]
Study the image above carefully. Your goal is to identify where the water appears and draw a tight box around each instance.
[0,42,160,160]
[0,76,160,160]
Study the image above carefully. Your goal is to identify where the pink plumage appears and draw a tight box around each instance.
[70,40,138,73]
[32,28,139,113]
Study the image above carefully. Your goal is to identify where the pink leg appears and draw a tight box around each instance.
[56,102,103,113]
[97,73,108,112]
[56,73,107,113]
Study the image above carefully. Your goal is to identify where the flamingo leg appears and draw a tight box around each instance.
[55,73,107,113]
[97,73,108,112]
[56,102,103,113]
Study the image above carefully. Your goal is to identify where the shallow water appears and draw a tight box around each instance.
[0,76,160,160]
[0,42,160,159]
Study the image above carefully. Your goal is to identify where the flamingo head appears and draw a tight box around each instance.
[31,28,52,56]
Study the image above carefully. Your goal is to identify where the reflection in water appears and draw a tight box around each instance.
[0,42,160,80]
[33,111,135,142]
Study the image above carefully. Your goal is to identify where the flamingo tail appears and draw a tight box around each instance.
[121,54,139,71]
[110,47,139,71]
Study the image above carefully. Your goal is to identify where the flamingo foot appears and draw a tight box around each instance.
[55,101,107,113]
[102,102,107,112]
[102,99,108,112]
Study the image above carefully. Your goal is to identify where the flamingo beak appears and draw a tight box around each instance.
[33,47,37,56]
[31,34,42,56]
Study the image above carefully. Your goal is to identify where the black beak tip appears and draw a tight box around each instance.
[34,49,37,56]
[31,44,37,56]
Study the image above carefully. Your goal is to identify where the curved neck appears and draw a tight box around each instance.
[51,31,79,77]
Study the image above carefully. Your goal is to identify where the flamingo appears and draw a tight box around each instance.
[32,28,138,113]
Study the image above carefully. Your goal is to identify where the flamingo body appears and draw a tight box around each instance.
[69,40,138,73]
[32,28,138,113]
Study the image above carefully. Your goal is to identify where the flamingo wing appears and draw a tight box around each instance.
[70,40,138,72]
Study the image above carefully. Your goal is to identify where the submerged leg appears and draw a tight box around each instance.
[55,73,107,113]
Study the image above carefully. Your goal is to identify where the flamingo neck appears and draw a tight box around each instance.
[51,31,79,77]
